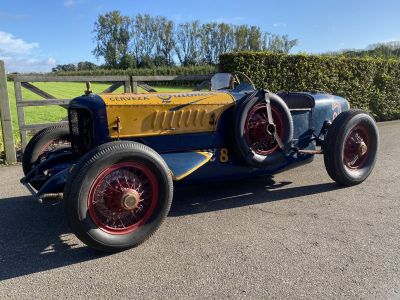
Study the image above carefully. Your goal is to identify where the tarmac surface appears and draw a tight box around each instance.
[0,120,399,299]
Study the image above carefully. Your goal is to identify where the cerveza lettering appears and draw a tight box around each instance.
[108,92,216,102]
[108,96,150,101]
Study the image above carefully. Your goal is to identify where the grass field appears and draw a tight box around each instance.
[0,82,192,153]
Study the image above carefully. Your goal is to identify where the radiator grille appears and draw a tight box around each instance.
[68,108,94,155]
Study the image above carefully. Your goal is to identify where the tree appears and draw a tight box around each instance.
[217,23,235,57]
[248,26,262,51]
[77,61,98,71]
[92,11,301,68]
[281,35,298,53]
[130,17,142,65]
[138,55,155,68]
[200,22,234,64]
[234,25,250,51]
[200,22,219,64]
[154,16,176,66]
[263,33,298,53]
[175,21,202,66]
[119,54,136,69]
[133,14,157,63]
[92,11,131,68]
[52,63,76,72]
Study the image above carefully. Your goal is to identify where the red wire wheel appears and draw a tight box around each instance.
[324,109,378,186]
[88,162,158,235]
[244,103,285,155]
[343,124,371,170]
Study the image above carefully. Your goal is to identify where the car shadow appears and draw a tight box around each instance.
[0,177,341,281]
[0,196,107,281]
[170,177,340,217]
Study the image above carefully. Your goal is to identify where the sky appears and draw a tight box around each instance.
[0,0,399,72]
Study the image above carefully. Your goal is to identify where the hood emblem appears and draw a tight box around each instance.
[157,95,172,103]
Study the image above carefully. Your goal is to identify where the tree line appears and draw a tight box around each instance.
[87,11,298,69]
[324,41,400,59]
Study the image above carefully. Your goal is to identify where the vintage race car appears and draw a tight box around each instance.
[20,72,379,252]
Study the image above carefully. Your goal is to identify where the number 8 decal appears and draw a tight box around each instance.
[219,148,229,163]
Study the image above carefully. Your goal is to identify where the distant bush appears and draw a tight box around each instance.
[220,52,400,121]
[53,65,216,77]
[324,41,400,60]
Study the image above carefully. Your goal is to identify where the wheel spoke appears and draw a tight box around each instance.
[343,125,370,169]
[88,162,158,234]
[245,103,284,156]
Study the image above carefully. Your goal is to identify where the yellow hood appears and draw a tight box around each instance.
[100,91,235,138]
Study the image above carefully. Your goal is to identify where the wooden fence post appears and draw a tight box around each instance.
[132,80,138,93]
[124,80,131,93]
[14,79,28,149]
[0,61,17,164]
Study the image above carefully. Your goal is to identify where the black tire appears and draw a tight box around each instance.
[63,141,173,252]
[22,124,71,189]
[22,124,71,175]
[234,91,293,167]
[324,109,378,186]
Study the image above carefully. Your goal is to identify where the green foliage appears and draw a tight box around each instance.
[92,11,298,68]
[175,20,202,66]
[92,10,131,68]
[324,41,400,60]
[77,61,98,71]
[53,65,216,76]
[220,52,400,121]
[52,61,98,72]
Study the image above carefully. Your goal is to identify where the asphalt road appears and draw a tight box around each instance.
[0,121,399,299]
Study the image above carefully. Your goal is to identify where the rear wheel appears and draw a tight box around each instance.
[324,110,378,186]
[64,141,173,252]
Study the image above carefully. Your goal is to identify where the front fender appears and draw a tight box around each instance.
[160,151,213,180]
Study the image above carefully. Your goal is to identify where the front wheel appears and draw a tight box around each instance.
[22,124,71,189]
[64,141,173,252]
[324,110,379,186]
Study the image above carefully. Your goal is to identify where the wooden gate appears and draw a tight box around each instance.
[13,75,131,150]
[12,74,212,151]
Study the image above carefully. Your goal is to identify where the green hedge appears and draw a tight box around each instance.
[219,52,400,121]
[48,65,217,87]
[7,65,217,87]
[53,65,216,77]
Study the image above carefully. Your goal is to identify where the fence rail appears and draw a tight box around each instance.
[0,63,213,164]
[13,74,133,150]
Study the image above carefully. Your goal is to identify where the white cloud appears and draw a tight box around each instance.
[273,22,287,28]
[47,57,56,65]
[0,31,56,73]
[64,0,84,7]
[0,31,39,55]
[3,57,57,73]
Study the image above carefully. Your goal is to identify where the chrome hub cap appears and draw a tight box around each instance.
[121,189,140,211]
